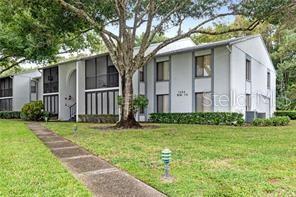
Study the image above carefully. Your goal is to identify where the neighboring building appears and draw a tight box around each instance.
[0,35,276,122]
[0,70,42,111]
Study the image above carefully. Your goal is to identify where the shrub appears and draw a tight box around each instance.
[149,112,244,126]
[0,111,21,119]
[133,95,149,113]
[21,101,45,121]
[117,95,149,113]
[275,111,296,120]
[78,114,119,123]
[252,116,290,126]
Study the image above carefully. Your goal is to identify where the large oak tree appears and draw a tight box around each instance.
[2,0,295,128]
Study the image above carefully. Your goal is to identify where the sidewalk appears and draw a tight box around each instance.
[27,122,165,197]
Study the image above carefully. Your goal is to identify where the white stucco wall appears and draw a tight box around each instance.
[213,46,230,112]
[171,52,193,112]
[230,36,276,117]
[146,61,155,115]
[230,46,248,115]
[12,70,41,111]
[58,62,76,120]
[76,60,86,121]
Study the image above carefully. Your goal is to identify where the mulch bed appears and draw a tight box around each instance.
[89,125,160,131]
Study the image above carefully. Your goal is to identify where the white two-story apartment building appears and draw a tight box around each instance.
[0,35,276,122]
[0,70,41,112]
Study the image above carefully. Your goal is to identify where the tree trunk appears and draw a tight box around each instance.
[116,72,141,128]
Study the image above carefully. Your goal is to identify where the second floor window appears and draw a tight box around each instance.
[139,67,145,82]
[246,59,251,81]
[31,80,37,93]
[86,56,119,90]
[157,61,170,81]
[267,71,271,89]
[195,55,211,77]
[43,67,58,93]
[0,77,12,97]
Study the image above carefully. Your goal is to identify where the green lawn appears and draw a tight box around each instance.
[0,120,91,196]
[45,121,296,196]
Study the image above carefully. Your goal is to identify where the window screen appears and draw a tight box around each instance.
[85,56,119,89]
[43,67,58,93]
[0,98,12,111]
[0,77,12,97]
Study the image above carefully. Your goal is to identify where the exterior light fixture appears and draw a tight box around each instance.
[161,148,172,179]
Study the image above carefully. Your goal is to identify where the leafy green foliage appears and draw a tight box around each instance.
[0,111,20,119]
[21,101,44,121]
[0,0,107,75]
[275,111,296,120]
[117,95,124,106]
[252,116,290,126]
[133,95,149,113]
[135,33,168,47]
[117,95,149,113]
[149,112,244,126]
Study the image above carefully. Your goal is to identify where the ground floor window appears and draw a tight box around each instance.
[86,90,119,115]
[195,92,212,112]
[157,94,169,113]
[0,98,12,111]
[44,94,59,115]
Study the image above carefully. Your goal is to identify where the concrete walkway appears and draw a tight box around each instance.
[27,123,165,197]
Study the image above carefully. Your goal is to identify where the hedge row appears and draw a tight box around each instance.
[78,114,119,123]
[275,111,296,120]
[149,112,244,126]
[0,111,21,119]
[252,116,290,126]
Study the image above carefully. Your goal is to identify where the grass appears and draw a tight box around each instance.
[45,121,296,196]
[0,120,91,196]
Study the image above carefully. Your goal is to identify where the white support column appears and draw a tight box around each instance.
[76,60,86,122]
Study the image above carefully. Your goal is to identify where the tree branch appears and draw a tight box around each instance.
[56,0,103,31]
[0,58,27,75]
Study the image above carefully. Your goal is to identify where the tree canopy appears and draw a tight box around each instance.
[0,0,295,127]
